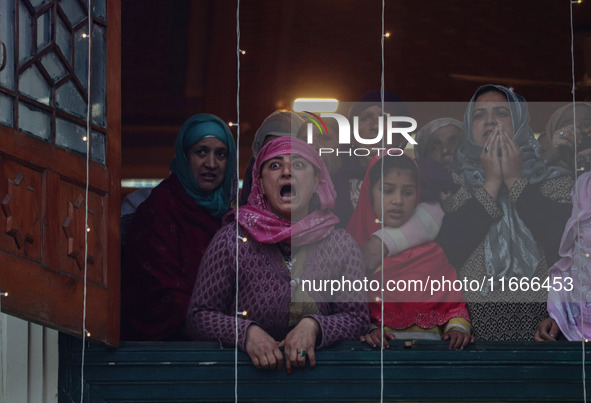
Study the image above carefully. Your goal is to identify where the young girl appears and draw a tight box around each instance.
[347,154,473,350]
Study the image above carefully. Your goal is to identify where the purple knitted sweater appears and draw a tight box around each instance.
[186,223,369,350]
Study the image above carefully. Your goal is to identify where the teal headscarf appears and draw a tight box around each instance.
[169,114,236,218]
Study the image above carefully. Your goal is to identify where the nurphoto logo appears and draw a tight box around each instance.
[304,111,417,157]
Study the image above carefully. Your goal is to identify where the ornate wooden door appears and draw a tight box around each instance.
[0,0,120,345]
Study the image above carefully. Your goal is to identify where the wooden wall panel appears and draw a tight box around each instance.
[0,126,109,192]
[0,253,110,343]
[57,181,105,286]
[0,0,120,346]
[0,157,42,262]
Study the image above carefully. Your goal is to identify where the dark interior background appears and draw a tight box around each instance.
[120,0,591,184]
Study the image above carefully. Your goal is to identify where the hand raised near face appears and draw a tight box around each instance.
[498,126,523,190]
[551,125,577,151]
[480,127,503,199]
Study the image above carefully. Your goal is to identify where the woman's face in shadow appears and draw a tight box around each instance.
[471,90,513,147]
[186,137,229,193]
[355,105,387,165]
[423,125,463,167]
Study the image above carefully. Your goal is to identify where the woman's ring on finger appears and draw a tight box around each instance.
[484,146,490,153]
[559,130,564,136]
[300,350,306,357]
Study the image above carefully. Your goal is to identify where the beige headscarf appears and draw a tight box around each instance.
[251,111,305,157]
[414,118,463,158]
[545,102,591,141]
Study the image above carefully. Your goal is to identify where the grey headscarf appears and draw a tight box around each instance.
[414,118,463,158]
[251,111,305,157]
[454,84,570,293]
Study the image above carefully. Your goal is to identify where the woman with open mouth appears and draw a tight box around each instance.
[187,137,369,372]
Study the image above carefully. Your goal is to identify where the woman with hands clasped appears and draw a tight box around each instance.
[475,91,525,200]
[186,137,368,372]
[436,85,573,341]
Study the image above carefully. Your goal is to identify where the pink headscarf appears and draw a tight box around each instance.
[235,137,339,246]
[346,152,469,328]
[548,172,591,340]
[346,152,421,246]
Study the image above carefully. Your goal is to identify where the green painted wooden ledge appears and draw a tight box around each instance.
[59,334,591,402]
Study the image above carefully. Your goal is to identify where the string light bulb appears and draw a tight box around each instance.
[82,136,88,142]
[86,331,91,337]
[81,33,88,38]
[86,227,91,232]
[239,49,246,55]
[1,292,7,297]
[374,218,382,224]
[236,310,247,316]
[384,32,391,38]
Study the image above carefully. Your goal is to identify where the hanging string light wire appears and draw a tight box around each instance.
[0,291,5,403]
[79,1,93,402]
[234,0,241,402]
[379,1,386,402]
[569,1,586,401]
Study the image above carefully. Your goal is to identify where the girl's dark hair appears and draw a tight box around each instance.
[368,156,458,204]
[368,156,418,190]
